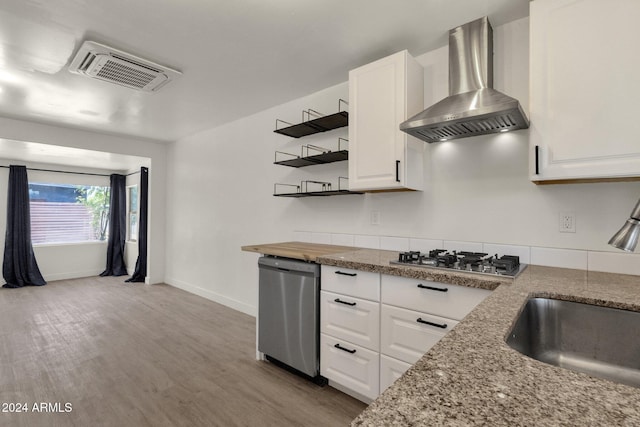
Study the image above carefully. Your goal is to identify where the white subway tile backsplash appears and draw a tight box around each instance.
[293,231,312,242]
[443,240,484,253]
[380,236,410,251]
[354,234,380,249]
[530,247,588,270]
[292,231,639,276]
[588,251,640,276]
[311,232,332,244]
[409,238,444,252]
[331,233,355,247]
[483,243,531,265]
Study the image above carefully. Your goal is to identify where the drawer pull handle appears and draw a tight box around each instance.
[417,318,448,329]
[334,298,356,306]
[335,271,357,277]
[417,284,448,292]
[334,343,356,354]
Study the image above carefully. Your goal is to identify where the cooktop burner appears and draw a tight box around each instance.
[391,250,527,278]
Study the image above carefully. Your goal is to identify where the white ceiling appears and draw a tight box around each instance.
[0,138,150,172]
[0,0,529,143]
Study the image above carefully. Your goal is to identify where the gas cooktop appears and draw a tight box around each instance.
[390,249,527,278]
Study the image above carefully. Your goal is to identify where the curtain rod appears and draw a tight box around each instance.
[0,165,142,177]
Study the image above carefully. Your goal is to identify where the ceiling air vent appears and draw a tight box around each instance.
[68,41,181,92]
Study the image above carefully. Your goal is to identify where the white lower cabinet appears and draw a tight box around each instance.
[381,304,459,365]
[381,274,492,321]
[321,266,380,302]
[320,334,380,401]
[321,290,380,350]
[380,354,412,394]
[320,268,492,403]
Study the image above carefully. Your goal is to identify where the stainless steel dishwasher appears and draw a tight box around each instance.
[258,256,324,383]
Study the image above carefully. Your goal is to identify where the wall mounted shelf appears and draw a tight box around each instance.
[274,99,348,138]
[275,139,348,168]
[273,177,363,198]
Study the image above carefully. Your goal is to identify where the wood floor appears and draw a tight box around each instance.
[0,277,365,427]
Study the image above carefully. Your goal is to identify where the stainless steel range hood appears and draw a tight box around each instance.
[400,17,529,143]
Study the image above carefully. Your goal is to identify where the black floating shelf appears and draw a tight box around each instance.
[273,177,361,198]
[274,189,363,198]
[274,111,348,138]
[275,150,348,168]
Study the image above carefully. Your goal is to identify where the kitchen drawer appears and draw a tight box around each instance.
[321,266,380,301]
[381,304,458,364]
[380,354,412,394]
[320,334,379,400]
[381,274,491,320]
[321,291,380,351]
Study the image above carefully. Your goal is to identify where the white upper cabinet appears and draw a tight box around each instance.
[348,50,425,191]
[530,0,640,183]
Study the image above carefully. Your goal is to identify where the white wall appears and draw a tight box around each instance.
[165,17,640,316]
[0,118,166,284]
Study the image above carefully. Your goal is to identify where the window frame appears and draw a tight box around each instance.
[28,182,110,246]
[127,184,139,243]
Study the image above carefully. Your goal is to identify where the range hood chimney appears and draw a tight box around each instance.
[400,17,529,143]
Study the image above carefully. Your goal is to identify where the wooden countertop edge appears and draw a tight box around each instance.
[241,241,358,262]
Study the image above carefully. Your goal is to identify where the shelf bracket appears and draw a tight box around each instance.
[275,119,293,131]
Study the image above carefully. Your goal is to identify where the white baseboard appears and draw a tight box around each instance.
[43,270,104,282]
[165,277,256,317]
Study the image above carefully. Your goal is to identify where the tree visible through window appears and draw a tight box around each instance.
[29,183,110,244]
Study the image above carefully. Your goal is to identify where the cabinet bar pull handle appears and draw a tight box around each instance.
[417,284,448,292]
[535,145,540,175]
[335,271,357,277]
[334,343,356,354]
[395,160,401,182]
[417,318,448,329]
[416,317,447,329]
[334,298,356,306]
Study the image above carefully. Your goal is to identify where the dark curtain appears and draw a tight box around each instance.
[2,165,46,288]
[100,174,127,276]
[126,167,148,283]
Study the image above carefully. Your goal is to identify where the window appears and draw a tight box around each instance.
[29,183,110,244]
[128,185,138,242]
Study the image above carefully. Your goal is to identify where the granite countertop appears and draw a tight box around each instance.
[317,249,640,426]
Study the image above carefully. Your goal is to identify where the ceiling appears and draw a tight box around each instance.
[0,0,529,143]
[0,138,150,171]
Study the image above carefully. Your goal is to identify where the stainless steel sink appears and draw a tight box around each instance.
[506,297,640,388]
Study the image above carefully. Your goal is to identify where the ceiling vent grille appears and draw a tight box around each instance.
[68,41,181,92]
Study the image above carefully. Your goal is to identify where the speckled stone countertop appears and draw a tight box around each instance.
[317,249,640,426]
[317,248,512,291]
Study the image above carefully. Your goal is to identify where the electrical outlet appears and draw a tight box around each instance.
[559,212,576,233]
[371,210,381,225]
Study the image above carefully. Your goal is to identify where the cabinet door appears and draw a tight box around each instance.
[380,355,412,394]
[320,265,380,301]
[321,291,380,351]
[530,0,640,182]
[348,50,424,191]
[381,304,458,365]
[320,334,380,400]
[381,274,491,321]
